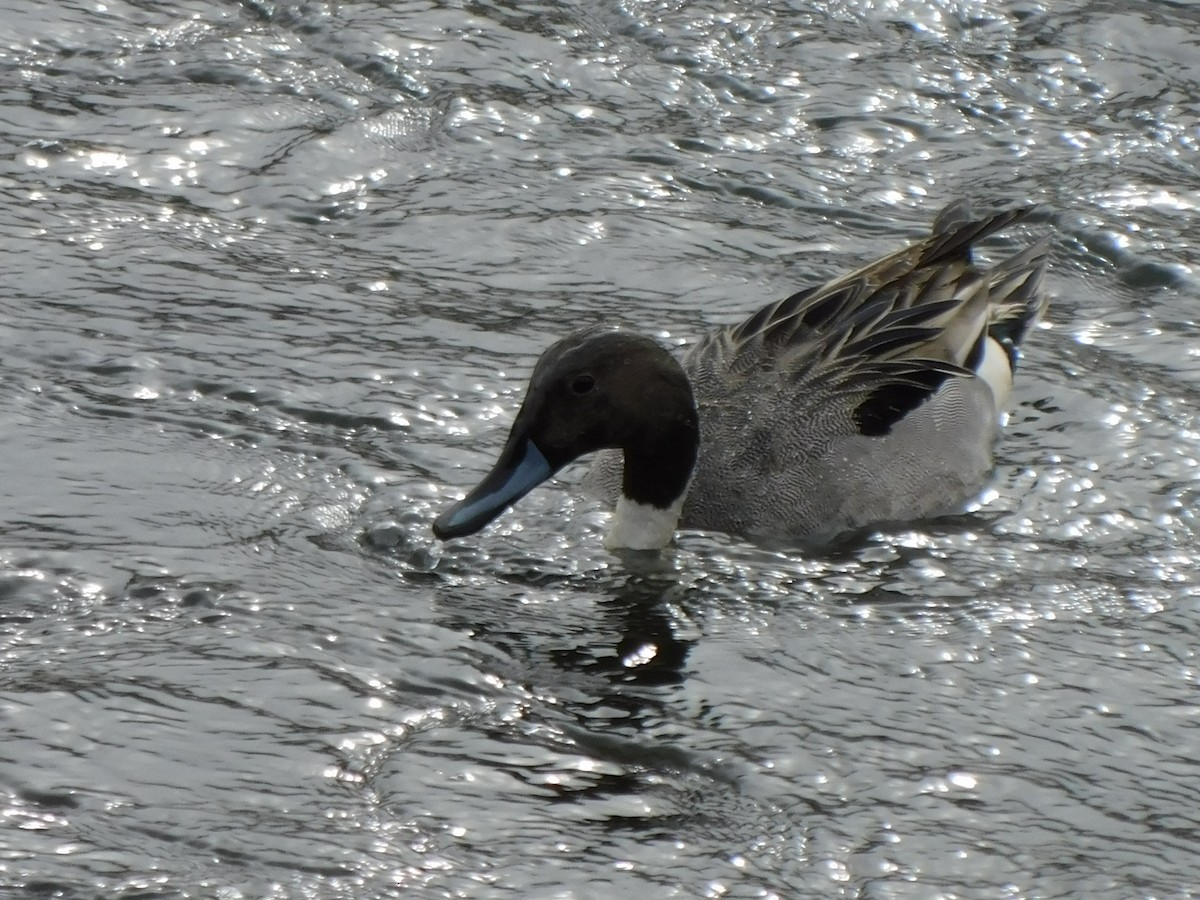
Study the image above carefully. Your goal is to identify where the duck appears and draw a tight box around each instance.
[433,201,1050,550]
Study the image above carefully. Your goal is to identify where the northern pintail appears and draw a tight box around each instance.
[434,201,1050,550]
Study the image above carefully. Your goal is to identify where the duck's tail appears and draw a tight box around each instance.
[924,200,1051,410]
[985,235,1052,368]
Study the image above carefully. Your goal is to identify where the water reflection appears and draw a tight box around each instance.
[549,573,696,688]
[427,563,695,694]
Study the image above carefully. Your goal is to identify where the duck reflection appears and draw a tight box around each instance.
[546,572,694,688]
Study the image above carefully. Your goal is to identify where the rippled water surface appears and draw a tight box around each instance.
[3,0,1200,896]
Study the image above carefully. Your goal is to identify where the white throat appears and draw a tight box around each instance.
[604,494,685,551]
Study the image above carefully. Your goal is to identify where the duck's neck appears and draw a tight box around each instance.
[604,414,698,551]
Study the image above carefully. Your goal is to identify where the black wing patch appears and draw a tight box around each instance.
[850,359,971,437]
[852,368,953,436]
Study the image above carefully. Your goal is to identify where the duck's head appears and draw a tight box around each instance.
[433,327,699,545]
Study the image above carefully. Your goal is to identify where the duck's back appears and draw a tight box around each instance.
[677,356,998,543]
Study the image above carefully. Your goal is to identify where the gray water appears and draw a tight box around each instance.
[2,0,1199,897]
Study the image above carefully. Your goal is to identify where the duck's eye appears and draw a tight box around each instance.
[571,374,596,395]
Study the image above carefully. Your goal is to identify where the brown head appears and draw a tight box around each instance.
[433,327,699,540]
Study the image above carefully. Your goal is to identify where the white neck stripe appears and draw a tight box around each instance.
[604,494,685,550]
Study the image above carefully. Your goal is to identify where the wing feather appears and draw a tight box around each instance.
[685,202,1047,436]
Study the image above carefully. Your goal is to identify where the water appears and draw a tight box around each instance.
[2,0,1199,896]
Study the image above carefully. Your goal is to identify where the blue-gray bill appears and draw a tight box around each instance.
[432,439,553,539]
